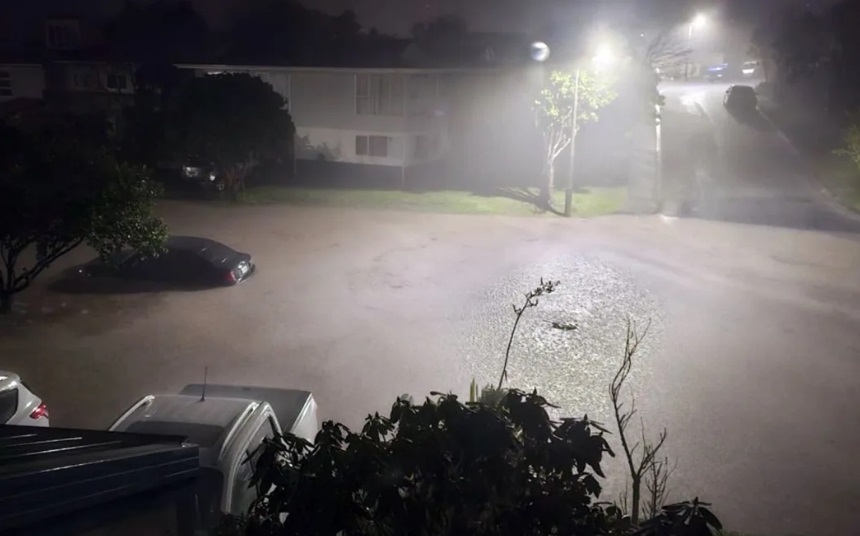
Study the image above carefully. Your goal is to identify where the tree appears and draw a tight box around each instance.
[770,9,832,84]
[410,14,471,65]
[833,109,860,171]
[228,0,350,65]
[533,69,616,209]
[102,0,212,63]
[748,23,776,83]
[168,73,295,199]
[0,126,167,313]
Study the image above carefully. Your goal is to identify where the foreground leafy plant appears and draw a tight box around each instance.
[222,390,719,536]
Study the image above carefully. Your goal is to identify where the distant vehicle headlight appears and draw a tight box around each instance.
[209,173,216,181]
[183,166,201,177]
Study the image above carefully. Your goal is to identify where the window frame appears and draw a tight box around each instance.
[105,73,128,90]
[46,24,77,50]
[355,135,390,158]
[0,71,11,97]
[355,74,404,116]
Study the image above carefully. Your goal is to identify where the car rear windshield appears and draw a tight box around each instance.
[0,388,18,423]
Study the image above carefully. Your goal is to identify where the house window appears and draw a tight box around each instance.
[46,23,79,50]
[0,71,11,97]
[72,68,97,90]
[106,74,128,90]
[355,74,404,116]
[356,135,391,158]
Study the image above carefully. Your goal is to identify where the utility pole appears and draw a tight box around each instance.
[564,68,581,217]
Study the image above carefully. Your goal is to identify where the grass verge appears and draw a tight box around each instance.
[237,186,628,217]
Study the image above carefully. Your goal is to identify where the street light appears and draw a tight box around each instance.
[685,14,707,79]
[564,45,616,217]
[689,13,707,37]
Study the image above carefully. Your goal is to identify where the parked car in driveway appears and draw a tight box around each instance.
[0,371,49,426]
[109,384,319,522]
[80,236,256,287]
[181,159,225,192]
[723,84,758,112]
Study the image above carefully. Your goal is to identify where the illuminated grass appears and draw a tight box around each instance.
[237,186,627,217]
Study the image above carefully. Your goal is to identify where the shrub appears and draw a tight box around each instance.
[834,110,860,173]
[219,390,720,536]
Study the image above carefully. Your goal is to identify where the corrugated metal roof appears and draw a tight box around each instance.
[0,425,199,534]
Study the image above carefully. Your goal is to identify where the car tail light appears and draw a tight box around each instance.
[224,270,237,284]
[29,402,48,420]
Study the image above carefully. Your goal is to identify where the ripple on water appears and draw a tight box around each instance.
[459,254,666,426]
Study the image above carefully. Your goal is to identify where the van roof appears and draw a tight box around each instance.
[112,394,258,467]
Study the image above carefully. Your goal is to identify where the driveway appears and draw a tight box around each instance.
[2,197,860,536]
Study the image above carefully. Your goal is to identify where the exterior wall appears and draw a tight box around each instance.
[59,62,137,95]
[188,66,447,168]
[0,64,45,102]
[443,68,543,186]
[289,70,446,167]
[40,62,136,116]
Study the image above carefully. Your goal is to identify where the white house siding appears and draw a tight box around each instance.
[0,64,45,102]
[185,66,448,168]
[288,70,446,167]
[444,68,542,183]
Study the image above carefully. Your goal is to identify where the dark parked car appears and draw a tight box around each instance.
[181,160,225,191]
[723,84,757,111]
[81,236,255,287]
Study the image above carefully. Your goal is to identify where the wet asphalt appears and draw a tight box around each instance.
[3,83,860,535]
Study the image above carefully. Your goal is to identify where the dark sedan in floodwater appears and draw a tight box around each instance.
[81,236,256,287]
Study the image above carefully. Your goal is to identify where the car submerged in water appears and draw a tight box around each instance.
[80,236,256,288]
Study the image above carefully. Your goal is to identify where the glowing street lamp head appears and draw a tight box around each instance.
[692,13,707,30]
[591,44,616,70]
[530,41,551,62]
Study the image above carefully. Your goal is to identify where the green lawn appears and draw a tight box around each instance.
[237,186,628,217]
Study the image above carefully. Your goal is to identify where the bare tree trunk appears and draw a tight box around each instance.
[540,162,555,209]
[0,292,11,314]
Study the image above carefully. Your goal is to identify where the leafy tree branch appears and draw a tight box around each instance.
[0,127,167,313]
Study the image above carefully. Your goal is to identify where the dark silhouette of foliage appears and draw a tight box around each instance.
[102,0,212,62]
[219,390,719,536]
[0,126,167,313]
[168,73,295,199]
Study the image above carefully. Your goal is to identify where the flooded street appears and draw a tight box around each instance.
[2,201,860,535]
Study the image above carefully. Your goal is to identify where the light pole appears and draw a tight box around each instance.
[563,68,581,217]
[685,14,707,80]
[564,45,615,217]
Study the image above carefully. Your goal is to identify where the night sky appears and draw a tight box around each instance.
[0,0,841,44]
